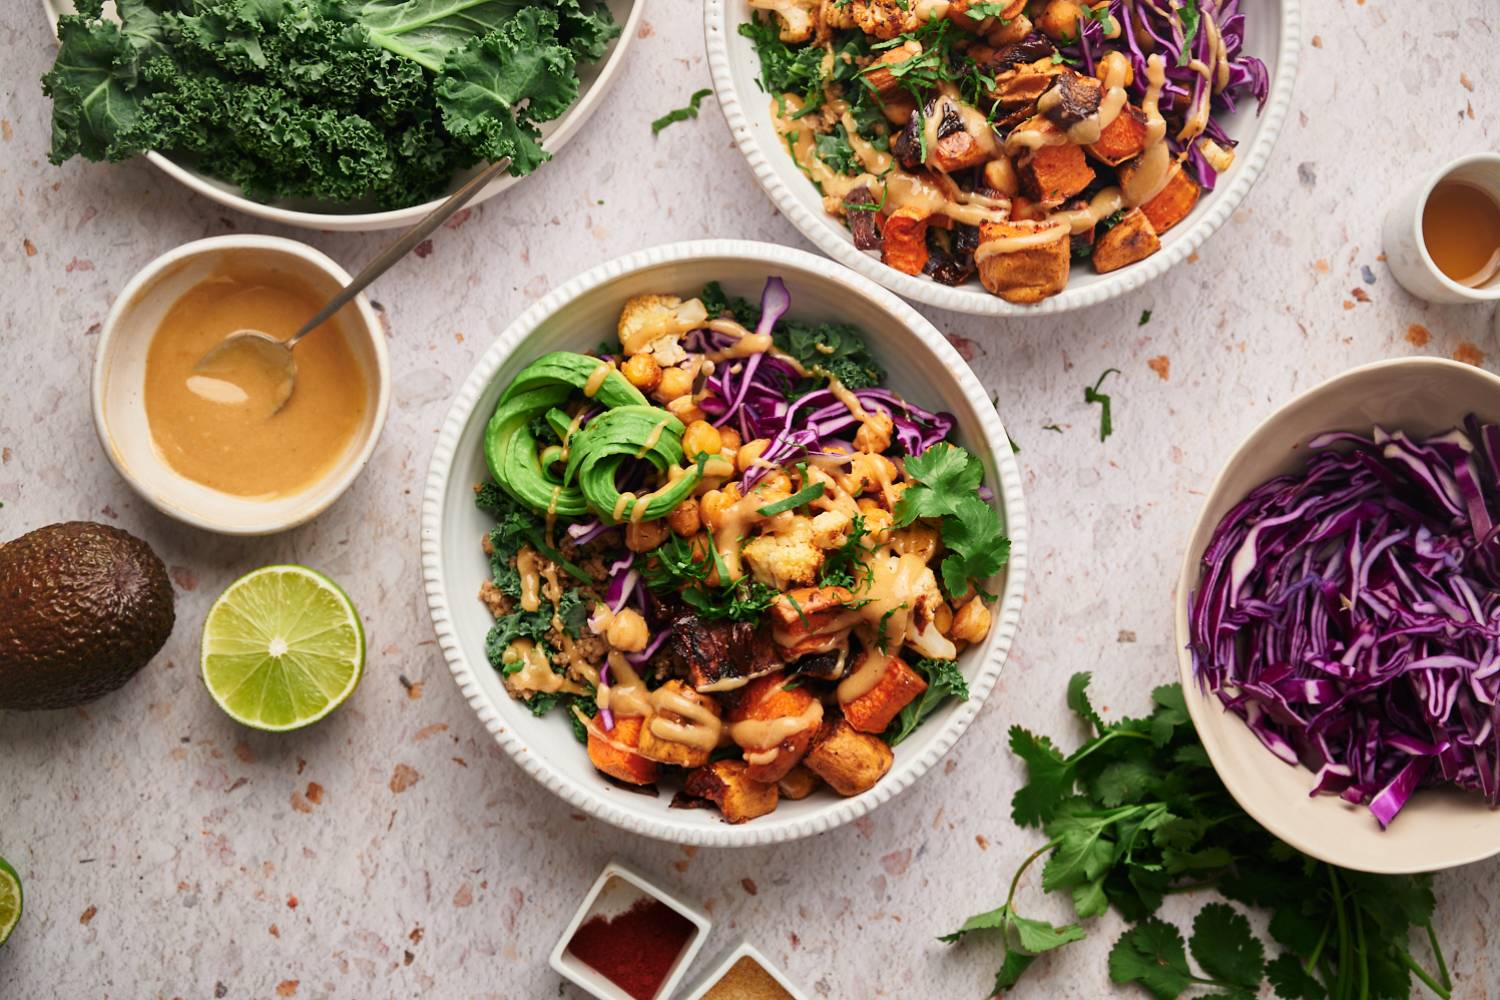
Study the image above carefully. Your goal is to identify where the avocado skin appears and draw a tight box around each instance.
[0,521,175,710]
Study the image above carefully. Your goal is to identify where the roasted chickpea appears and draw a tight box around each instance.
[854,411,894,454]
[933,600,955,637]
[718,426,743,452]
[857,499,894,542]
[622,353,662,392]
[844,453,897,496]
[657,366,694,401]
[736,438,772,474]
[667,396,706,424]
[700,485,741,532]
[625,518,669,553]
[683,420,723,460]
[1096,48,1133,87]
[891,523,941,562]
[606,607,650,652]
[1036,0,1082,42]
[667,498,702,536]
[952,599,993,644]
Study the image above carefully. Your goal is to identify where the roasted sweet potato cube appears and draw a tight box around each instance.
[778,764,821,800]
[1140,165,1201,234]
[1092,208,1161,273]
[1019,142,1096,202]
[683,760,779,823]
[587,715,660,786]
[771,586,856,632]
[862,40,922,97]
[637,681,721,768]
[804,718,894,796]
[841,653,929,734]
[975,220,1071,304]
[730,673,820,783]
[1086,105,1148,166]
[881,205,931,275]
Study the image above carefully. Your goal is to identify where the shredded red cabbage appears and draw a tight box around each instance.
[1074,0,1269,193]
[1190,416,1500,827]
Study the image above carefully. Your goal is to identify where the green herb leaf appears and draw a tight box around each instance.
[1265,954,1324,1000]
[1178,0,1202,66]
[1084,368,1120,442]
[1008,726,1075,827]
[757,481,825,516]
[1139,308,1153,325]
[894,443,983,526]
[884,657,969,746]
[1108,918,1195,1000]
[1066,671,1106,734]
[773,320,886,391]
[1190,903,1265,991]
[650,87,713,134]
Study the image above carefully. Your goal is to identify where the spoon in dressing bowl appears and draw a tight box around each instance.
[192,158,512,415]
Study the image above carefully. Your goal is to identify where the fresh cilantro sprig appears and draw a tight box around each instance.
[943,674,1455,999]
[650,88,713,134]
[640,534,778,621]
[893,443,1009,598]
[1085,368,1121,442]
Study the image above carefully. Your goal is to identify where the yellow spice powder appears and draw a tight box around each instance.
[701,956,795,1000]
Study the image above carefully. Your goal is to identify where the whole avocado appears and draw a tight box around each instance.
[0,521,175,710]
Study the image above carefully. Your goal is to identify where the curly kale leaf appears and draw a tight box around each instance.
[43,0,617,206]
[773,320,887,391]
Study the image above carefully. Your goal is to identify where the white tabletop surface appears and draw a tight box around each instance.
[4,3,1500,998]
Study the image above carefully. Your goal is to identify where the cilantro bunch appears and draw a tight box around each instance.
[944,675,1454,1000]
[893,443,1010,599]
[42,0,619,208]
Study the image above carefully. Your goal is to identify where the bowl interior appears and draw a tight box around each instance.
[710,0,1293,314]
[98,240,386,534]
[1174,358,1500,873]
[430,247,1024,844]
[41,0,636,230]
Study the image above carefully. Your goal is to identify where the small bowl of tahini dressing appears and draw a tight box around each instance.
[93,235,390,535]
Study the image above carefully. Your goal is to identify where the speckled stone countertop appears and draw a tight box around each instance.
[3,2,1499,998]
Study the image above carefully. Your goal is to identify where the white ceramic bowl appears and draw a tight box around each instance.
[40,0,639,232]
[1175,357,1500,874]
[421,239,1028,846]
[93,235,390,535]
[706,0,1300,316]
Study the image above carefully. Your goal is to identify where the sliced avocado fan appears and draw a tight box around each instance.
[484,352,704,525]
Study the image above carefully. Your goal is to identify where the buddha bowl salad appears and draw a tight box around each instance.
[740,0,1268,303]
[472,278,1008,823]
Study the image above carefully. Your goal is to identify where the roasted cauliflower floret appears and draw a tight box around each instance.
[811,509,853,549]
[818,0,858,32]
[749,0,817,41]
[743,517,823,589]
[617,294,707,367]
[849,0,917,39]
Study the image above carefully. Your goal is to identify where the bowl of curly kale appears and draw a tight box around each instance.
[40,0,638,231]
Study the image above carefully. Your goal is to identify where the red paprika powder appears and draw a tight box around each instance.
[566,895,696,1000]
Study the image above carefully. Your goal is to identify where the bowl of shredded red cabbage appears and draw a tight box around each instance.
[1178,357,1500,872]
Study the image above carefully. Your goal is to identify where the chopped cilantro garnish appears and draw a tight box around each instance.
[650,88,713,134]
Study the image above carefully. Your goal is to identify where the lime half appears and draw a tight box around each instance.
[201,566,364,732]
[0,857,21,948]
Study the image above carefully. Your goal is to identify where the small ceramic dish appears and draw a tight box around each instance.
[705,0,1301,316]
[39,0,640,232]
[1174,357,1500,873]
[421,239,1028,846]
[1383,152,1500,304]
[549,860,711,1000]
[93,235,390,535]
[680,942,808,1000]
